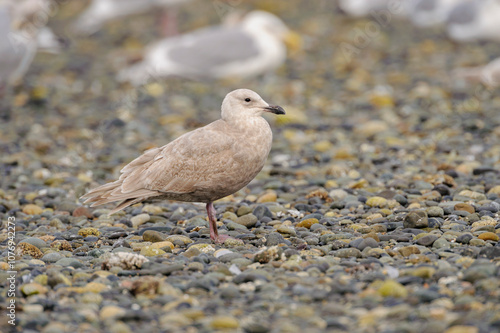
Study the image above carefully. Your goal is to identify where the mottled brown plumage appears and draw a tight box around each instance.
[81,89,285,243]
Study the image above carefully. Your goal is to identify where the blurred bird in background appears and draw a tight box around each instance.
[72,0,191,36]
[117,10,300,85]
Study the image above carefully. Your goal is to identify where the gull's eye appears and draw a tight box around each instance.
[245,98,251,102]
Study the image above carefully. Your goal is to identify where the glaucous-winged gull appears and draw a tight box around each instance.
[72,0,189,35]
[116,10,295,84]
[81,89,286,243]
[446,0,500,42]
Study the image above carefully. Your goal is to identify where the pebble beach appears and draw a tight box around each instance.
[1,1,500,332]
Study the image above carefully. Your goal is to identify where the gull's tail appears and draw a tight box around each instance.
[80,180,160,214]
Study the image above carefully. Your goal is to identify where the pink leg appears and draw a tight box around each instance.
[206,202,230,244]
[160,8,179,37]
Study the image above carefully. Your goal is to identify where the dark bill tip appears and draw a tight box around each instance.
[264,105,286,115]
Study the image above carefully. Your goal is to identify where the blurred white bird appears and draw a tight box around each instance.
[0,0,62,90]
[72,0,189,35]
[453,57,500,87]
[447,0,500,42]
[408,0,466,27]
[117,11,298,85]
[338,0,408,18]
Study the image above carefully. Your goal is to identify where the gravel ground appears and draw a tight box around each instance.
[1,1,500,332]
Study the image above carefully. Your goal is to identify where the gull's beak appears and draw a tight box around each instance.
[264,105,286,115]
[284,30,302,53]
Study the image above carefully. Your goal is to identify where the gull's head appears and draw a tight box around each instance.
[242,10,289,38]
[221,89,285,121]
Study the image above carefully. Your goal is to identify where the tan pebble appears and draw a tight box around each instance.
[454,203,475,214]
[421,190,441,201]
[188,243,215,253]
[456,162,481,175]
[141,204,163,215]
[22,204,43,215]
[478,232,499,241]
[223,238,244,247]
[20,283,48,296]
[214,249,233,258]
[149,241,174,250]
[366,196,387,208]
[210,316,239,329]
[398,246,420,257]
[24,192,38,201]
[257,191,277,203]
[78,228,100,237]
[15,243,43,259]
[50,240,73,251]
[487,185,500,195]
[444,325,479,333]
[39,235,55,242]
[305,188,331,202]
[324,180,339,188]
[131,213,150,227]
[366,213,383,221]
[165,235,193,245]
[313,140,332,152]
[354,120,389,137]
[408,202,421,209]
[349,178,368,189]
[458,190,486,201]
[100,305,127,320]
[140,246,166,257]
[296,218,319,229]
[377,279,407,298]
[73,206,93,218]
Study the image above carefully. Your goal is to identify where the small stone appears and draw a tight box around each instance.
[78,227,100,237]
[100,305,127,320]
[469,238,486,246]
[235,214,258,228]
[19,237,46,249]
[252,205,273,220]
[165,235,193,245]
[404,211,428,228]
[276,225,296,236]
[454,203,475,214]
[257,191,277,203]
[432,237,450,249]
[141,204,163,215]
[296,218,319,229]
[50,240,73,251]
[456,233,473,244]
[224,238,244,247]
[265,232,286,246]
[15,242,43,259]
[131,213,150,227]
[142,230,167,242]
[478,232,499,241]
[20,282,48,296]
[41,252,64,263]
[149,241,174,251]
[210,316,239,329]
[398,245,420,257]
[416,234,439,246]
[22,204,43,215]
[444,326,479,333]
[377,280,408,298]
[72,206,93,218]
[426,206,444,217]
[458,190,486,201]
[365,196,387,208]
[140,246,166,256]
[334,248,362,258]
